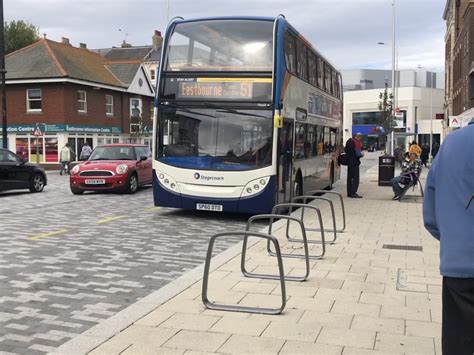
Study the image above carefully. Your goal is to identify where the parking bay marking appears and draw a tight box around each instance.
[97,215,127,224]
[27,229,68,241]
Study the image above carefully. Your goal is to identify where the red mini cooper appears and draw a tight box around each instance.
[69,144,152,195]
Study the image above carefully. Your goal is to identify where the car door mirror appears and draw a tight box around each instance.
[140,156,148,161]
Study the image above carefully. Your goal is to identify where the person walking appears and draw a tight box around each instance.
[432,141,440,159]
[423,119,474,355]
[59,143,72,175]
[345,133,363,198]
[79,142,92,161]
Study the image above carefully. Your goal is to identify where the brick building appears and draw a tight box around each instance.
[0,37,157,166]
[443,0,474,127]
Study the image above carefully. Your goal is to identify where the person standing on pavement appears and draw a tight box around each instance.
[432,141,440,160]
[420,144,430,167]
[79,142,92,161]
[59,143,72,175]
[345,133,363,198]
[423,119,474,355]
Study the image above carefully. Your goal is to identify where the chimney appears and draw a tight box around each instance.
[152,30,163,51]
[79,43,87,49]
[121,40,132,48]
[61,37,70,45]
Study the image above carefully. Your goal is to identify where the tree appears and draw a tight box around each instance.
[4,20,40,54]
[377,81,394,150]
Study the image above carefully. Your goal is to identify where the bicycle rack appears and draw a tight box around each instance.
[306,190,346,232]
[242,214,310,282]
[291,195,338,244]
[202,231,286,315]
[271,203,326,259]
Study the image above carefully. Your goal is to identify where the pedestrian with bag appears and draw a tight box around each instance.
[423,118,474,355]
[344,133,363,198]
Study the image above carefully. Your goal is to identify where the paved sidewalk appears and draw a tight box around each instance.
[56,166,441,355]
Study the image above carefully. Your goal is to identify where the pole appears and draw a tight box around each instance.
[429,72,433,161]
[0,0,7,149]
[390,0,396,156]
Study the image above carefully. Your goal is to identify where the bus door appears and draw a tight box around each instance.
[278,121,294,203]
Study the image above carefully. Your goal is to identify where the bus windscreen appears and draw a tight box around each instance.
[165,20,274,72]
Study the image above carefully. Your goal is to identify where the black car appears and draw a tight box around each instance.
[0,148,47,193]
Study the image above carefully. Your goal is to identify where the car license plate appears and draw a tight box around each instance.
[85,179,106,185]
[196,203,223,212]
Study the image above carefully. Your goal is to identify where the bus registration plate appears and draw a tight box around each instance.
[196,203,223,212]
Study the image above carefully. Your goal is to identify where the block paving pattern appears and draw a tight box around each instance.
[0,174,255,354]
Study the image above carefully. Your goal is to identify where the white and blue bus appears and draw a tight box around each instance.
[152,15,343,214]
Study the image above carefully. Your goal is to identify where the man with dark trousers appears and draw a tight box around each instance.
[345,133,363,198]
[423,118,474,355]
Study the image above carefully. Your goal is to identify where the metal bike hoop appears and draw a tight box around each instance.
[291,196,338,244]
[271,203,326,259]
[202,231,286,315]
[306,190,346,232]
[243,214,310,282]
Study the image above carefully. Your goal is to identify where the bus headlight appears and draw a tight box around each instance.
[156,171,180,193]
[241,176,270,197]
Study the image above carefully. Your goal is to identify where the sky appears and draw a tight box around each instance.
[4,0,446,71]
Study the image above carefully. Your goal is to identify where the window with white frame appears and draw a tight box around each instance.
[130,98,142,118]
[105,94,113,116]
[78,91,87,113]
[27,89,42,111]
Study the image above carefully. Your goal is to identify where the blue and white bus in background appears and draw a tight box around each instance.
[152,15,343,214]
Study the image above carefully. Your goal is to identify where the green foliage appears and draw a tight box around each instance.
[377,81,395,134]
[4,20,40,54]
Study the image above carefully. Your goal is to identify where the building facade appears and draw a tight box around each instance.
[443,0,474,127]
[0,37,156,166]
[343,87,445,151]
[342,69,445,150]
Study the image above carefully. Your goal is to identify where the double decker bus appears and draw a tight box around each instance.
[153,15,343,214]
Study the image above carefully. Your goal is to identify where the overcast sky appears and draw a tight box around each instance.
[5,0,446,71]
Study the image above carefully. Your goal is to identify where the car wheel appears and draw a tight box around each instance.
[70,185,84,195]
[125,173,138,194]
[29,173,45,193]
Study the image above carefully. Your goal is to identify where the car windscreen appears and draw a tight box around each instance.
[88,146,136,161]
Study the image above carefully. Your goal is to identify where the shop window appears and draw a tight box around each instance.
[78,91,87,113]
[27,89,42,111]
[295,123,306,160]
[16,138,29,161]
[45,137,58,162]
[105,95,113,116]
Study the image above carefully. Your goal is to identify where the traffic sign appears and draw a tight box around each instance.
[33,123,43,136]
[449,116,461,128]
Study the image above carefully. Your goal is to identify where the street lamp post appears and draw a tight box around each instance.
[0,0,7,149]
[429,71,433,161]
[391,0,396,156]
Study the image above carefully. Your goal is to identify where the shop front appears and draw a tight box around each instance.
[1,124,151,167]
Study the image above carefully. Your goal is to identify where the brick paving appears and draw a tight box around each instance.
[0,174,256,354]
[88,163,442,355]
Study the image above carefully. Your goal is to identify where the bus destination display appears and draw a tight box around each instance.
[178,80,253,100]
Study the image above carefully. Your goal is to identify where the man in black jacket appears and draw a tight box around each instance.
[345,133,363,198]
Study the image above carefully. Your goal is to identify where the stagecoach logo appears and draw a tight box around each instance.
[193,172,224,181]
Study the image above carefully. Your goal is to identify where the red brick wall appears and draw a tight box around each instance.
[4,82,153,133]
